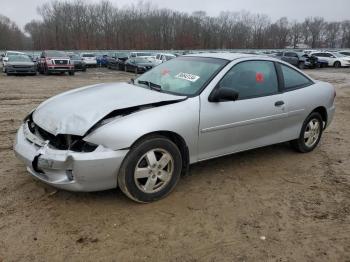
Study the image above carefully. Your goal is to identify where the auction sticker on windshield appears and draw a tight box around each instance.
[175,72,200,82]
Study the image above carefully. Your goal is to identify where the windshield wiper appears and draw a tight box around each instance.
[137,80,162,91]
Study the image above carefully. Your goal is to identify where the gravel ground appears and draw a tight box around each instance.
[0,67,349,262]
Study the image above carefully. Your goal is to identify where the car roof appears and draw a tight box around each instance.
[184,52,269,61]
[157,53,176,56]
[6,51,25,54]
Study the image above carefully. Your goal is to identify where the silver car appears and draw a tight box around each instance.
[14,53,336,203]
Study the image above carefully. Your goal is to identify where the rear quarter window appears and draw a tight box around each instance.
[281,64,312,90]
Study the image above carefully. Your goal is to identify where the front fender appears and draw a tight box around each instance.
[84,97,200,163]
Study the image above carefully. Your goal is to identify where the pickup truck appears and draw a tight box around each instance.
[37,50,75,75]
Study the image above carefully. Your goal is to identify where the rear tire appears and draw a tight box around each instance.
[298,62,305,69]
[69,71,75,76]
[118,135,182,203]
[44,66,49,75]
[291,112,323,153]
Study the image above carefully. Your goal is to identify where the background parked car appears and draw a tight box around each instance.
[339,51,350,56]
[97,54,109,67]
[4,54,37,76]
[81,53,97,67]
[310,51,350,68]
[154,53,176,65]
[1,51,26,72]
[129,52,155,58]
[124,57,155,73]
[272,51,318,69]
[68,53,86,72]
[107,52,129,71]
[37,50,75,75]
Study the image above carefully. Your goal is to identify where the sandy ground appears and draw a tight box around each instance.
[0,67,349,262]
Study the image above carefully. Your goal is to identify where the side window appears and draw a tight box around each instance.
[281,64,312,90]
[285,52,297,57]
[218,61,278,100]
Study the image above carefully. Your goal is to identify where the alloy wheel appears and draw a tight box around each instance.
[304,118,321,148]
[134,148,174,194]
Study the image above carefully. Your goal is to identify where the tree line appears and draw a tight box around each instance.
[0,15,29,50]
[1,0,350,50]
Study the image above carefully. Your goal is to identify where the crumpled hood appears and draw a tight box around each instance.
[33,82,185,136]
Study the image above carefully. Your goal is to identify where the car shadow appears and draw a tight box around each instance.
[48,142,295,205]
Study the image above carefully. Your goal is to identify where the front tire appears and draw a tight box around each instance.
[291,112,323,153]
[118,135,182,203]
[334,61,341,68]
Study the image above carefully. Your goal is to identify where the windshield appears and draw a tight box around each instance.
[135,57,153,63]
[7,52,24,56]
[117,52,129,58]
[8,55,32,62]
[334,52,346,58]
[46,51,67,57]
[70,54,80,59]
[82,54,95,57]
[165,55,175,60]
[136,52,153,57]
[135,56,228,96]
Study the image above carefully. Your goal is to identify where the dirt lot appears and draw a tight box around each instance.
[0,67,349,262]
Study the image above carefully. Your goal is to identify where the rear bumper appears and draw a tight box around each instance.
[14,124,128,192]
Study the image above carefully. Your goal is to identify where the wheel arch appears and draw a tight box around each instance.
[129,131,190,176]
[311,106,328,128]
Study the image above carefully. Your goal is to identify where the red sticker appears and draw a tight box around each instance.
[256,72,264,83]
[161,68,170,76]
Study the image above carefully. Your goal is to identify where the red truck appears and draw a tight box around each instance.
[37,50,75,75]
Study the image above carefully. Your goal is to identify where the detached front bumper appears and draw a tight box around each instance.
[7,67,36,74]
[14,124,128,192]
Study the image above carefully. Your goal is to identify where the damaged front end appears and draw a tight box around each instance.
[14,113,128,192]
[26,114,98,153]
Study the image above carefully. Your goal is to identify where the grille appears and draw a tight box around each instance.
[13,65,32,68]
[54,59,68,65]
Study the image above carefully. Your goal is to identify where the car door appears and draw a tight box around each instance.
[276,63,315,140]
[314,53,331,66]
[326,53,337,66]
[198,60,289,160]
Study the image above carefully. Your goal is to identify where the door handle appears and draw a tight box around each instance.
[275,101,285,107]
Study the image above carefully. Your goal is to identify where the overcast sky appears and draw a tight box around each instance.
[1,0,349,29]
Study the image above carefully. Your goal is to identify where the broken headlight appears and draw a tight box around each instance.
[70,139,98,152]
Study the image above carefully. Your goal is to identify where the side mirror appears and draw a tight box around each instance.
[3,57,8,62]
[209,87,239,102]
